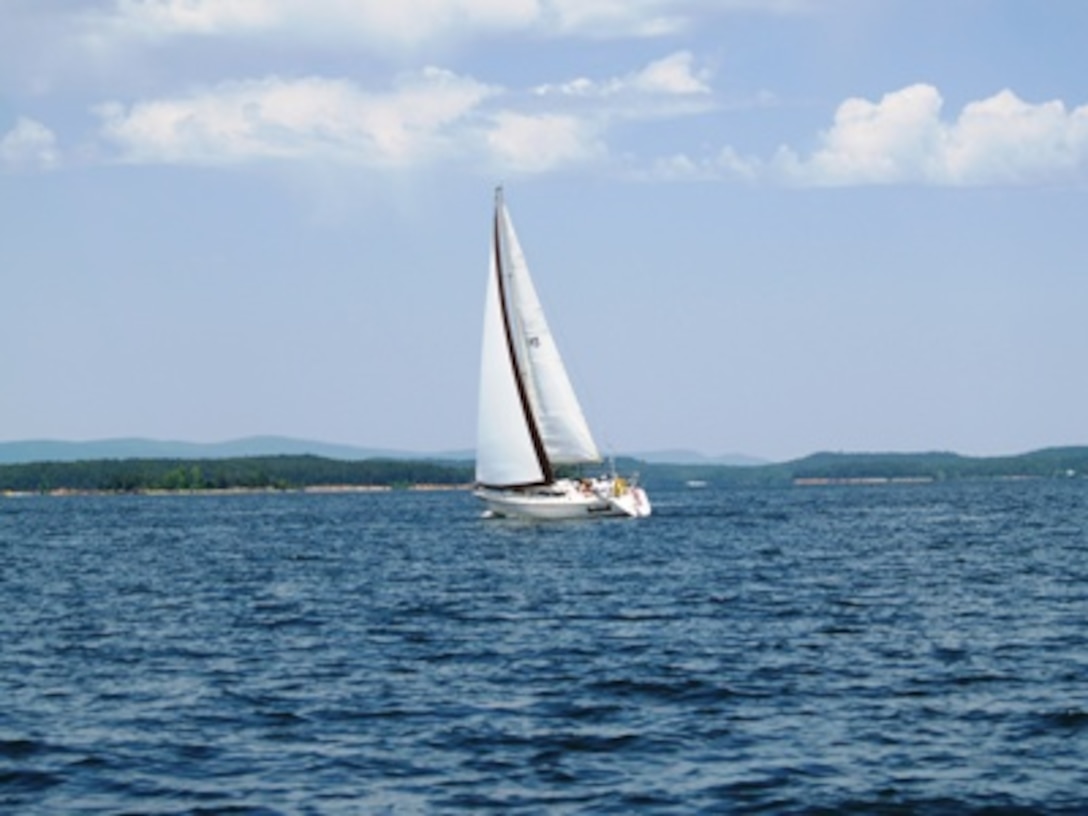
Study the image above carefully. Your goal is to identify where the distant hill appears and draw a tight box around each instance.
[0,437,752,466]
[0,437,470,465]
[786,448,1088,483]
[6,439,1085,485]
[639,447,1088,488]
[2,445,1086,493]
[631,449,769,467]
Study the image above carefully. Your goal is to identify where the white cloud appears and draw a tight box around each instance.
[486,112,603,174]
[536,51,710,98]
[491,51,713,173]
[0,117,60,171]
[774,84,1088,186]
[528,51,715,137]
[92,66,608,175]
[782,84,946,185]
[657,84,1088,187]
[111,0,276,36]
[91,50,716,175]
[640,145,759,183]
[95,69,496,167]
[99,0,539,47]
[633,50,711,95]
[543,0,829,37]
[543,0,687,37]
[90,0,827,47]
[944,90,1088,185]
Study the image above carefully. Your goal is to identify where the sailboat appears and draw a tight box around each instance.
[474,188,651,520]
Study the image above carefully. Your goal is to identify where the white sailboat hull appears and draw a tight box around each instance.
[475,479,651,520]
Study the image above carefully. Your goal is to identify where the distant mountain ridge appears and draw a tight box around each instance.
[629,449,769,466]
[0,437,760,466]
[3,442,1087,491]
[0,437,471,465]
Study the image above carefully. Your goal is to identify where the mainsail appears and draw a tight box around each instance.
[475,189,601,488]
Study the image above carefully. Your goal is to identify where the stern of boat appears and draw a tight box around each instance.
[607,485,652,518]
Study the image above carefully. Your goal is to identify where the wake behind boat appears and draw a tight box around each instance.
[474,188,651,520]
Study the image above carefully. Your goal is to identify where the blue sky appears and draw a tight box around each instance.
[2,0,1086,462]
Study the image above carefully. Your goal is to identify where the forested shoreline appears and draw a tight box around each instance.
[0,455,474,494]
[2,447,1086,495]
[643,447,1088,488]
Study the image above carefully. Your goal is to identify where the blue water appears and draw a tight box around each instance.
[2,482,1086,814]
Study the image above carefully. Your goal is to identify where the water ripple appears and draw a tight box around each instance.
[2,483,1087,813]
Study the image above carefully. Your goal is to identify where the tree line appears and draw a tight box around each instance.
[643,447,1088,487]
[2,447,1085,494]
[0,455,474,493]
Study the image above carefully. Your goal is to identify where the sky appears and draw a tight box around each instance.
[2,0,1086,463]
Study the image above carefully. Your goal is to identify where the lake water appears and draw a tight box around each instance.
[2,481,1086,814]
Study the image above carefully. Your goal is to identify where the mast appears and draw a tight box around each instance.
[493,187,554,485]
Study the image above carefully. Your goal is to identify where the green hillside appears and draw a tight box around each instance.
[0,455,473,494]
[638,447,1088,488]
[2,448,1085,494]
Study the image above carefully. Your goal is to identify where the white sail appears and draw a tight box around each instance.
[475,191,601,487]
[475,240,547,487]
[496,199,601,466]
